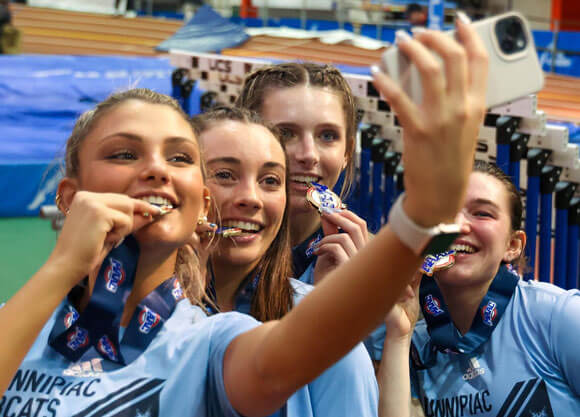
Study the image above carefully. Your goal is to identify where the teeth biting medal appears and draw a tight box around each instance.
[216,227,243,238]
[420,250,456,276]
[306,182,346,213]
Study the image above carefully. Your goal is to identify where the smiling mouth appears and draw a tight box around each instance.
[290,175,321,187]
[221,220,264,235]
[138,196,176,216]
[450,243,477,255]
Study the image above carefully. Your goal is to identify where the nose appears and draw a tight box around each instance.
[234,180,263,211]
[140,155,170,184]
[455,210,471,235]
[292,132,319,169]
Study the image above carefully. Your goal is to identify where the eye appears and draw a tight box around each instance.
[211,170,235,182]
[473,210,493,218]
[106,150,137,160]
[168,153,194,164]
[262,175,282,187]
[319,129,339,142]
[278,127,296,141]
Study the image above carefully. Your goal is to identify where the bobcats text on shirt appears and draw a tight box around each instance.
[3,300,259,417]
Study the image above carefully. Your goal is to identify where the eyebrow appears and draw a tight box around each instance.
[99,132,196,145]
[206,156,285,170]
[275,121,341,130]
[471,198,500,209]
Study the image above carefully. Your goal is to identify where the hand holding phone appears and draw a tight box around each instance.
[380,12,544,108]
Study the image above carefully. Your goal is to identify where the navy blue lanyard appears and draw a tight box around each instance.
[48,236,185,365]
[413,264,519,368]
[204,262,260,316]
[291,228,322,278]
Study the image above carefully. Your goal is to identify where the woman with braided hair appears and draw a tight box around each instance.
[236,62,369,289]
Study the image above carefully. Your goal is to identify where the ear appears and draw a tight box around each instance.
[503,230,526,263]
[56,177,79,215]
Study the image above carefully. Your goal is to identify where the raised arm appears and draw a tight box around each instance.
[224,15,489,417]
[0,192,160,394]
[378,276,424,417]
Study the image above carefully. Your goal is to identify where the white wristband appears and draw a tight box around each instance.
[388,193,460,256]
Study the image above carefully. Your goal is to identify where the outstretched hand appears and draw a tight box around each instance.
[372,17,488,228]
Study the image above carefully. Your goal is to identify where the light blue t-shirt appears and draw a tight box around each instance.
[410,280,580,416]
[231,277,378,417]
[3,299,259,417]
[289,279,378,417]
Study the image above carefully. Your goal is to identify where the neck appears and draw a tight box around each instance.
[211,258,258,312]
[120,247,178,326]
[290,207,320,247]
[436,278,493,336]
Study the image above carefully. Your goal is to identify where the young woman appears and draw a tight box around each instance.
[0,16,488,416]
[192,106,378,416]
[379,161,580,417]
[236,61,369,286]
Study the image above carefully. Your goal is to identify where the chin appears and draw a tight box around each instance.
[133,227,189,251]
[289,194,314,214]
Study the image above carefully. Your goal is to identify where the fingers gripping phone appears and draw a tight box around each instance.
[380,12,544,108]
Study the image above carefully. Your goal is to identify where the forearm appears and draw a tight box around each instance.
[0,257,77,395]
[378,336,412,417]
[257,226,420,393]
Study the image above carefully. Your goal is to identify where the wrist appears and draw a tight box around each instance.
[402,196,457,228]
[44,252,87,293]
[390,194,460,256]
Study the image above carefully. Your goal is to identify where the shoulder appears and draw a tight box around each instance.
[289,278,314,304]
[512,280,580,322]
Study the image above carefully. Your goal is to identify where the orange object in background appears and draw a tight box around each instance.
[551,0,580,31]
[240,0,258,18]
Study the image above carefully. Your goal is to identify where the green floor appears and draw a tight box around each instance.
[0,217,57,301]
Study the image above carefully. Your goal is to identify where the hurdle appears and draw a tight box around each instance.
[167,49,580,287]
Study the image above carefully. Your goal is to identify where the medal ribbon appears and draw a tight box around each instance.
[204,263,260,316]
[291,228,322,279]
[414,264,519,367]
[48,236,184,365]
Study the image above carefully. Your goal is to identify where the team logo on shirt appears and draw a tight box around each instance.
[138,307,161,334]
[104,258,125,293]
[481,300,498,326]
[64,309,79,329]
[66,326,89,351]
[97,335,118,361]
[424,294,445,317]
[463,357,485,380]
[172,280,184,301]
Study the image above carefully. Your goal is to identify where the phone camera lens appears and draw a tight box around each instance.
[501,39,515,53]
[506,20,521,37]
[495,16,527,55]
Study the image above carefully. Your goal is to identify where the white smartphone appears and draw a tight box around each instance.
[380,12,545,108]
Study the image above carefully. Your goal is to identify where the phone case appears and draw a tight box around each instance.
[379,12,545,108]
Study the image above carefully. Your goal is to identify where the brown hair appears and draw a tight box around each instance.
[64,88,205,305]
[236,62,357,199]
[192,106,294,321]
[473,160,526,271]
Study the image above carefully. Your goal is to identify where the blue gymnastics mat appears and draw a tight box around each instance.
[0,55,174,217]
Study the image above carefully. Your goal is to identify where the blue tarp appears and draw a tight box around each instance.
[0,54,174,217]
[156,5,249,53]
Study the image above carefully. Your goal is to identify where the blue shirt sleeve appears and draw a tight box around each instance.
[550,289,580,396]
[207,312,261,417]
[307,344,378,417]
[289,278,378,417]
